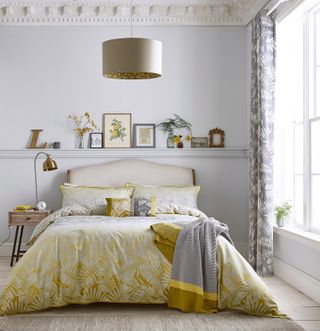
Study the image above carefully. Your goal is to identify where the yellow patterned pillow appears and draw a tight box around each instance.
[106,198,131,217]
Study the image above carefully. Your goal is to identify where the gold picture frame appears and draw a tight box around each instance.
[103,113,132,148]
[208,128,225,148]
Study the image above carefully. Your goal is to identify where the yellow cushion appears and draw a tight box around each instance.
[106,198,131,217]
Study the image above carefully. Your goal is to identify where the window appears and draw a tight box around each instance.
[275,0,320,234]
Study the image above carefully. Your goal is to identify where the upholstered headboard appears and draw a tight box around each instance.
[67,159,196,186]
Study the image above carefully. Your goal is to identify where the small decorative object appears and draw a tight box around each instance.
[173,134,192,148]
[90,133,103,149]
[191,137,209,148]
[275,202,292,227]
[103,113,131,148]
[209,128,225,148]
[174,135,183,148]
[27,129,47,149]
[157,114,192,148]
[36,201,47,211]
[15,205,34,211]
[68,112,99,149]
[52,142,61,149]
[34,152,58,210]
[133,124,156,148]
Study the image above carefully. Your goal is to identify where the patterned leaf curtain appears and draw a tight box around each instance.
[249,11,276,277]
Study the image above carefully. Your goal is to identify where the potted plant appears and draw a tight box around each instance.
[274,202,292,227]
[157,114,192,148]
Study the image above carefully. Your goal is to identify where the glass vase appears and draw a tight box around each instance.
[167,134,175,148]
[77,135,84,149]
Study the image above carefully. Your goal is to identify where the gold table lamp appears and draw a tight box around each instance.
[34,152,58,210]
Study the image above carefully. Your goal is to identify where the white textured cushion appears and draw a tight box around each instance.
[129,184,200,210]
[60,185,134,208]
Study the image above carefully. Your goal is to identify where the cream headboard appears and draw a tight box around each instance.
[67,159,196,186]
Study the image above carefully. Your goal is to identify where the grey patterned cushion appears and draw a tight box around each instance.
[132,197,157,217]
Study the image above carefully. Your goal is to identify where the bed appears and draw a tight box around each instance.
[0,159,282,317]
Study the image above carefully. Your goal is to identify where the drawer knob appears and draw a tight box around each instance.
[26,217,31,220]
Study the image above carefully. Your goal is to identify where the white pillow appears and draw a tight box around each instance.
[128,183,200,210]
[60,185,134,208]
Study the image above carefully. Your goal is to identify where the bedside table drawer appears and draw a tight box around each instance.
[10,214,46,225]
[8,210,52,226]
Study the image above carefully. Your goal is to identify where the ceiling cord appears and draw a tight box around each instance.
[131,0,133,38]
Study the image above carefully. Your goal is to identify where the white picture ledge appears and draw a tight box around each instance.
[0,148,249,159]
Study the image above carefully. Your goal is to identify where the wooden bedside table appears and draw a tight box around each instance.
[8,209,53,266]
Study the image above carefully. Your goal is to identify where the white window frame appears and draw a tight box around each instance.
[276,0,320,235]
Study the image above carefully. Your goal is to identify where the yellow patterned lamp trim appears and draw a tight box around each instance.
[104,72,161,80]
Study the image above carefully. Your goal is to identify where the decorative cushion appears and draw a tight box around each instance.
[106,198,131,217]
[60,185,134,208]
[132,197,157,217]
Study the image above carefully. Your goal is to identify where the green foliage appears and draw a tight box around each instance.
[274,202,292,220]
[157,114,192,135]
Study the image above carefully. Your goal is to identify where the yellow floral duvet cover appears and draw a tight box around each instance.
[0,206,282,317]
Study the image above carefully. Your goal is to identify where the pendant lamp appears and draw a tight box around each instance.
[102,2,162,79]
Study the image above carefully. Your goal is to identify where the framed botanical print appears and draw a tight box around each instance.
[103,113,131,148]
[133,124,156,148]
[89,132,103,149]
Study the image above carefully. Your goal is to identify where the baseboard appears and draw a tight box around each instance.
[0,242,28,257]
[274,257,320,304]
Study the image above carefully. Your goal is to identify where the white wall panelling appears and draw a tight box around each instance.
[274,257,320,304]
[273,230,320,288]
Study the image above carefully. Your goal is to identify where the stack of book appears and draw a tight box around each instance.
[14,205,35,212]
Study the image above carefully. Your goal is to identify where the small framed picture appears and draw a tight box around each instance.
[191,137,208,148]
[89,132,103,149]
[209,128,225,148]
[133,124,156,148]
[103,113,132,148]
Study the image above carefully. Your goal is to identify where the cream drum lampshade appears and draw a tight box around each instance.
[102,38,162,79]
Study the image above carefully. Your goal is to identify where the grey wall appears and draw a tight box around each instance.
[0,25,250,250]
[0,26,248,149]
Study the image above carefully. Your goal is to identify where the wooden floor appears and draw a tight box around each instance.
[0,257,319,330]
